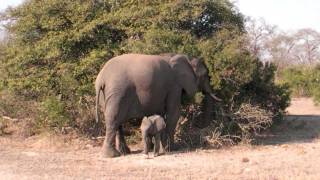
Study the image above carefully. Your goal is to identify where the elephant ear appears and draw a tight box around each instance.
[190,57,208,77]
[168,55,198,97]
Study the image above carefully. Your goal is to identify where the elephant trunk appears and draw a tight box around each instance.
[201,77,222,102]
[193,94,216,128]
[194,77,221,128]
[202,94,216,124]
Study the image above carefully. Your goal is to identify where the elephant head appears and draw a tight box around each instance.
[190,57,222,128]
[190,57,221,101]
[167,54,198,97]
[166,54,221,128]
[166,54,221,101]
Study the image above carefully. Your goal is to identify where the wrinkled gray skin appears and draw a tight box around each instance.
[95,53,220,158]
[140,115,166,157]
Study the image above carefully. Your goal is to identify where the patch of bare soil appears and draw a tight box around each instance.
[1,98,320,180]
[287,97,320,115]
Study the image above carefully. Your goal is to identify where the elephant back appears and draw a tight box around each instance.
[149,115,166,132]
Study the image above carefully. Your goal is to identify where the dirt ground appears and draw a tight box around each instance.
[1,98,320,180]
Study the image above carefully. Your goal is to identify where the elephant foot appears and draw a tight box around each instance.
[170,143,179,151]
[102,146,120,158]
[143,154,149,159]
[117,143,131,155]
[162,142,179,152]
[153,152,159,157]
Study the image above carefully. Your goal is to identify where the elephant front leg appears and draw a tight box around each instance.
[142,132,150,158]
[163,108,180,151]
[154,134,161,157]
[115,125,131,155]
[162,90,181,152]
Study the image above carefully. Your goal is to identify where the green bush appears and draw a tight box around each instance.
[38,96,70,130]
[0,0,244,132]
[0,0,290,146]
[278,65,320,104]
[176,31,291,147]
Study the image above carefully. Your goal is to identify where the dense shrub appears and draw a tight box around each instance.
[177,103,273,148]
[176,33,291,147]
[38,96,70,130]
[0,0,243,130]
[278,65,320,104]
[0,117,9,135]
[0,0,290,146]
[0,90,39,136]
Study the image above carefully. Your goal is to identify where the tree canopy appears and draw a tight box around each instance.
[0,0,289,139]
[1,0,244,99]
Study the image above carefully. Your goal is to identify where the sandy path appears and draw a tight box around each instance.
[0,98,320,180]
[287,98,320,115]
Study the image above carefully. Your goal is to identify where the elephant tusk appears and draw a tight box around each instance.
[210,93,222,102]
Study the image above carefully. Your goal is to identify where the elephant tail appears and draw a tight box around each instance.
[95,86,102,124]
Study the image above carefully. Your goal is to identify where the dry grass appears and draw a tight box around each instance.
[1,136,320,179]
[176,103,274,149]
[0,98,320,179]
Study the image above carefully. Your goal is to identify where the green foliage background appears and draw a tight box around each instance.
[278,66,320,104]
[0,0,290,138]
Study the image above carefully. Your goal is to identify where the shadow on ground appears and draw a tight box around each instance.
[255,115,320,145]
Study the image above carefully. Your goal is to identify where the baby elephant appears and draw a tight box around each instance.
[140,115,166,157]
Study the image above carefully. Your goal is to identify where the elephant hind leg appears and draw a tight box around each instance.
[116,125,131,155]
[102,126,120,158]
[102,95,128,158]
[153,134,161,157]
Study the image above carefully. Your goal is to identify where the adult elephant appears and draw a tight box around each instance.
[95,53,220,158]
